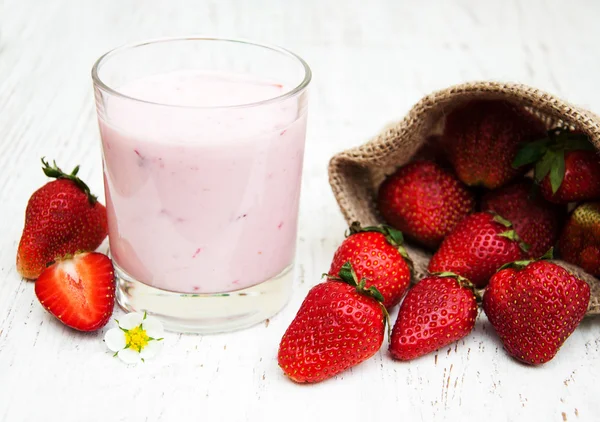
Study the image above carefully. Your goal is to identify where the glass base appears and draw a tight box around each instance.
[114,262,294,334]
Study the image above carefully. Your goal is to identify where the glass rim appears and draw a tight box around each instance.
[91,36,312,110]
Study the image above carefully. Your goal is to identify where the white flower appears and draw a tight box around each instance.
[104,312,164,364]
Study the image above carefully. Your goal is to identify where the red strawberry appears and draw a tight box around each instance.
[389,272,477,361]
[513,128,600,203]
[17,159,108,279]
[483,255,589,365]
[377,161,475,249]
[328,223,411,308]
[278,263,387,383]
[541,151,600,203]
[428,212,528,288]
[35,252,116,331]
[558,202,600,276]
[481,179,564,258]
[444,100,546,189]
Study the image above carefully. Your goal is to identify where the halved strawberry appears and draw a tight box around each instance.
[34,252,116,331]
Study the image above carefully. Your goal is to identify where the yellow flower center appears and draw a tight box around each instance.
[125,326,150,352]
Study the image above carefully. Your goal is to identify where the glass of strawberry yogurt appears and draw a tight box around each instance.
[92,37,311,333]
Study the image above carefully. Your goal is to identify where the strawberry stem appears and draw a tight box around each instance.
[41,157,97,204]
[380,303,392,341]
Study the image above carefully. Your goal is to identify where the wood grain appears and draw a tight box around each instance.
[0,0,599,421]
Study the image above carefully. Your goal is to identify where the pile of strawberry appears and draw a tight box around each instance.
[278,100,597,383]
[16,159,114,331]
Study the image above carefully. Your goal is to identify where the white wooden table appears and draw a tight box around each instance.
[1,1,599,421]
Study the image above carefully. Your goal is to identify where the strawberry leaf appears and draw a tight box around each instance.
[498,248,553,271]
[563,135,595,151]
[395,244,413,268]
[513,129,594,179]
[540,247,554,260]
[41,157,97,204]
[382,226,405,247]
[512,139,549,168]
[366,285,385,304]
[432,271,462,279]
[534,150,557,182]
[498,230,530,252]
[357,278,366,290]
[336,262,359,287]
[431,271,470,285]
[430,271,480,300]
[549,149,565,194]
[520,241,531,253]
[334,262,386,308]
[492,214,513,228]
[349,222,405,247]
[498,260,533,271]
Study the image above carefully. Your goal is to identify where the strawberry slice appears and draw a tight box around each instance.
[34,252,116,331]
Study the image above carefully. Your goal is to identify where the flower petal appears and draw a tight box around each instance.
[118,312,144,330]
[118,348,142,364]
[104,328,126,352]
[140,340,163,360]
[142,317,164,339]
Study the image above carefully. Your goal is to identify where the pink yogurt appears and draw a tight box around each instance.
[99,70,307,293]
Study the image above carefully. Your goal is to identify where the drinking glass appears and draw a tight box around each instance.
[92,37,311,333]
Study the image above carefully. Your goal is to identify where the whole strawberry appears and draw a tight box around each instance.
[428,212,528,288]
[17,159,108,279]
[481,180,564,258]
[35,252,115,331]
[278,263,387,383]
[483,255,590,365]
[389,272,477,361]
[329,223,411,308]
[513,128,600,203]
[444,100,546,189]
[377,161,475,249]
[558,202,600,276]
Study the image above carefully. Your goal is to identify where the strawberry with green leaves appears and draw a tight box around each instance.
[481,179,564,258]
[483,251,589,365]
[328,223,411,308]
[17,159,108,279]
[428,212,529,288]
[443,100,546,189]
[377,161,475,249]
[389,272,478,361]
[559,202,600,276]
[513,128,600,203]
[278,262,388,383]
[35,252,115,331]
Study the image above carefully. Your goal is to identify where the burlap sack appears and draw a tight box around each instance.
[328,81,600,316]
